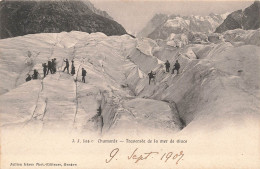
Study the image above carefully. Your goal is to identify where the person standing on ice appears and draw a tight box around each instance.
[52,58,57,73]
[63,59,70,74]
[165,60,170,72]
[32,69,39,79]
[47,60,53,74]
[71,60,75,75]
[148,70,156,85]
[26,74,32,82]
[172,60,180,74]
[42,63,48,77]
[81,68,87,83]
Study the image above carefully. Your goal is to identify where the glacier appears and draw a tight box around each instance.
[0,30,259,137]
[0,30,260,168]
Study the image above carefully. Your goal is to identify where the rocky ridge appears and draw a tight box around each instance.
[215,1,260,33]
[0,0,127,39]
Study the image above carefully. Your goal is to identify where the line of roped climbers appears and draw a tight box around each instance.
[25,58,87,83]
[148,60,180,85]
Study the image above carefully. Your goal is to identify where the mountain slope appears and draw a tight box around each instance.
[0,0,127,39]
[215,1,260,33]
[137,14,169,38]
[82,0,113,20]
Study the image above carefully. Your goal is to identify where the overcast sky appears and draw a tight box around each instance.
[90,0,255,34]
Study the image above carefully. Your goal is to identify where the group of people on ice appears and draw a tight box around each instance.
[26,56,179,85]
[26,58,58,81]
[26,69,40,82]
[26,58,87,83]
[43,58,57,77]
[148,60,180,85]
[62,59,87,83]
[165,60,180,74]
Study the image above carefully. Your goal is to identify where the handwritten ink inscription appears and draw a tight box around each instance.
[106,148,184,164]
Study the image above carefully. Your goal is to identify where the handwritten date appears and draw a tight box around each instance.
[106,148,184,164]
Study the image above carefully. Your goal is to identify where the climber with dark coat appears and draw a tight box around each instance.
[172,60,180,74]
[42,63,48,77]
[47,60,53,74]
[26,74,32,82]
[82,68,87,83]
[32,69,39,79]
[63,59,69,73]
[165,60,170,72]
[97,105,102,116]
[52,58,57,73]
[71,60,75,75]
[148,70,156,85]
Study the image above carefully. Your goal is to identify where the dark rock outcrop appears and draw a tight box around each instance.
[215,1,260,33]
[0,0,127,39]
[82,0,113,20]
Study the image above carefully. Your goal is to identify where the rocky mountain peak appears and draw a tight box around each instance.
[139,13,227,40]
[215,1,260,33]
[0,0,127,39]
